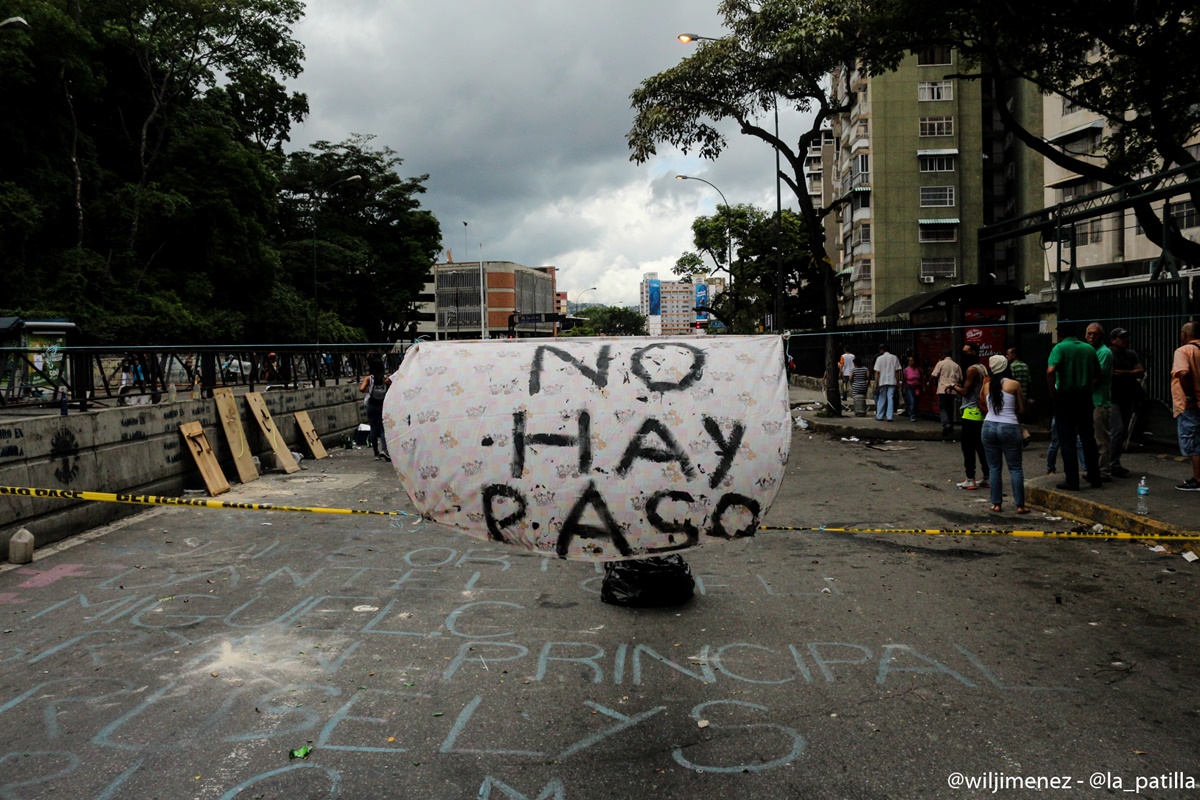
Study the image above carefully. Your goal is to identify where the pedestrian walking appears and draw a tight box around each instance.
[1170,321,1200,491]
[903,356,923,422]
[931,348,962,441]
[952,343,989,490]
[360,357,392,462]
[1046,320,1101,490]
[839,346,856,401]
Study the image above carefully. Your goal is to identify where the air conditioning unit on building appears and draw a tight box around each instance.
[920,276,935,284]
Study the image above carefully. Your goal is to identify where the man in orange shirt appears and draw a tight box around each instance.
[1170,321,1200,491]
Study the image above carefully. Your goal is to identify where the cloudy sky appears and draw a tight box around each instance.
[288,0,810,308]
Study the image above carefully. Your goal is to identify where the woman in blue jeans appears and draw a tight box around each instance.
[981,355,1029,513]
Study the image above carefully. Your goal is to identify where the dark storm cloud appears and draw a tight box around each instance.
[289,0,811,304]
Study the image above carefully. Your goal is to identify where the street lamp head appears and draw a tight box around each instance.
[345,174,362,183]
[676,175,690,181]
[0,16,30,29]
[677,33,698,43]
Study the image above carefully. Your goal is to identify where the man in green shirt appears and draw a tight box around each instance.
[1086,322,1114,480]
[1046,320,1101,490]
[1003,345,1032,398]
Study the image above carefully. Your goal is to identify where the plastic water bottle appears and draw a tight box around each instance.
[1136,477,1150,515]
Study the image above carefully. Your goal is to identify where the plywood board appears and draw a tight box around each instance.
[213,387,259,484]
[179,421,231,496]
[244,392,300,474]
[294,410,328,460]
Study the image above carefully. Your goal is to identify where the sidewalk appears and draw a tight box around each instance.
[788,383,1200,539]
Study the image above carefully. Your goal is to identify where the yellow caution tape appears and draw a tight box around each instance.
[758,525,1200,541]
[4,485,1196,540]
[0,485,417,519]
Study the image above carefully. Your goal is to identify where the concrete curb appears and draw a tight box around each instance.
[1023,479,1183,538]
[797,409,1196,541]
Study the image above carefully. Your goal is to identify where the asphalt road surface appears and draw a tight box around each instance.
[0,430,1196,799]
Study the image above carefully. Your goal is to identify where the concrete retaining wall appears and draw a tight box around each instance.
[0,385,365,552]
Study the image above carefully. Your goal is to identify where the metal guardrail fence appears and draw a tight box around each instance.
[0,345,410,412]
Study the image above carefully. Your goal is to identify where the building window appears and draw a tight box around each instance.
[1059,180,1100,202]
[852,296,873,317]
[918,80,953,101]
[919,155,956,172]
[1172,200,1198,230]
[916,46,953,66]
[1061,95,1082,115]
[920,258,957,278]
[852,191,871,211]
[920,186,956,207]
[853,224,872,245]
[856,153,870,174]
[919,224,958,242]
[1069,219,1103,244]
[852,260,872,281]
[919,116,955,136]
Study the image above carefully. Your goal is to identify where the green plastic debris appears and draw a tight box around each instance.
[289,745,313,760]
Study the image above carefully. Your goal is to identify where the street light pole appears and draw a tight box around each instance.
[312,174,362,368]
[686,30,787,331]
[676,175,733,282]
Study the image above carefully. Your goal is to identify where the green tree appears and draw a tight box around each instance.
[275,135,442,344]
[629,0,875,411]
[563,306,648,337]
[0,0,308,343]
[674,205,813,333]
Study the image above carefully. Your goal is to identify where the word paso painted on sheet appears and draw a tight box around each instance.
[385,336,791,561]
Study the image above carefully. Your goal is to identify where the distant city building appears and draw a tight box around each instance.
[639,273,726,336]
[415,261,558,340]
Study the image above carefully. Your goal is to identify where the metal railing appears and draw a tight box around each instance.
[0,344,410,413]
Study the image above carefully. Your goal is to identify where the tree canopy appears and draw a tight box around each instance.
[674,205,815,333]
[563,307,648,337]
[0,0,440,344]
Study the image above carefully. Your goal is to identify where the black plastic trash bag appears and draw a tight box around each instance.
[600,555,694,608]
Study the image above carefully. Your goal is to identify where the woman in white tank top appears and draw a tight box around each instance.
[981,355,1027,513]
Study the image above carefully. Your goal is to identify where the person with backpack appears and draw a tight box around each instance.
[360,357,392,462]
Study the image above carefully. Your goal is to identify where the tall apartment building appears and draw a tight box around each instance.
[828,49,1043,322]
[639,273,726,336]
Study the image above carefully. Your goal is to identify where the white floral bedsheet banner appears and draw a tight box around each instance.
[384,336,791,561]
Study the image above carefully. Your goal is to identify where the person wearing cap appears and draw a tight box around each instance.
[981,354,1029,513]
[1086,322,1114,481]
[1046,320,1102,490]
[1109,327,1144,478]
